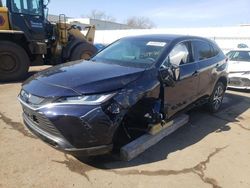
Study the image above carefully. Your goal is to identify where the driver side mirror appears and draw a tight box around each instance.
[158,63,180,87]
[172,64,180,81]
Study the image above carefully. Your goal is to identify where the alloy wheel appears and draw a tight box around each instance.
[213,85,224,110]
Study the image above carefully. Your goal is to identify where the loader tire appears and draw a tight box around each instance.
[0,41,30,82]
[70,42,97,61]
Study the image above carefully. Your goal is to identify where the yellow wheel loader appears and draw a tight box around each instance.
[0,0,97,81]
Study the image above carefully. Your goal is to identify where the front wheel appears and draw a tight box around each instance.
[206,81,226,113]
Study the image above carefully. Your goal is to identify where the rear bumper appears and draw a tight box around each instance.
[23,113,113,156]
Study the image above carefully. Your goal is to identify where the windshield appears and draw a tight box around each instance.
[93,38,168,68]
[11,0,43,16]
[226,50,250,62]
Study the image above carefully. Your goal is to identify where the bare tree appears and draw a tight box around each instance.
[83,10,116,22]
[126,16,156,29]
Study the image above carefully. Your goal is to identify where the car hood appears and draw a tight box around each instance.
[23,60,145,97]
[228,60,250,73]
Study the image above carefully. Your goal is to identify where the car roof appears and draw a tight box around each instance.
[123,34,210,42]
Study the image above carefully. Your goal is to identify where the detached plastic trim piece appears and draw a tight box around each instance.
[120,114,189,161]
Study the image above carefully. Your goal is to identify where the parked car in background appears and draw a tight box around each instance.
[226,48,250,89]
[18,35,228,157]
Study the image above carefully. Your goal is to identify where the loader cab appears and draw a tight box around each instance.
[6,0,46,41]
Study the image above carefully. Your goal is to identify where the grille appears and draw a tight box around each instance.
[242,78,250,86]
[228,77,250,87]
[229,77,241,86]
[229,77,250,87]
[22,105,62,137]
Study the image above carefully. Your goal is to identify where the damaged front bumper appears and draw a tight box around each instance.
[19,98,119,156]
[22,112,113,156]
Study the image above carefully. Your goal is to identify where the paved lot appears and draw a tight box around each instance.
[0,66,250,188]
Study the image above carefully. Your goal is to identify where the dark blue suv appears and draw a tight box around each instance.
[18,35,228,156]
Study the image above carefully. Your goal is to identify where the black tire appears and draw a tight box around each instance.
[0,41,30,82]
[70,42,97,61]
[207,81,226,113]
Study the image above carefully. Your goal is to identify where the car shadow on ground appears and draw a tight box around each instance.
[81,91,249,169]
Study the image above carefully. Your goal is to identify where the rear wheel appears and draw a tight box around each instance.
[70,42,97,61]
[207,81,226,113]
[0,41,30,82]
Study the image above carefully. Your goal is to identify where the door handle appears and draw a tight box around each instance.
[192,70,199,77]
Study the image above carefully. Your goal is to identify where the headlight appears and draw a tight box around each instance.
[55,93,116,105]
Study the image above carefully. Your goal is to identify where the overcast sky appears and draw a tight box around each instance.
[48,0,250,28]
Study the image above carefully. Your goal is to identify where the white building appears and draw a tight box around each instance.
[94,25,250,52]
[48,15,135,30]
[67,18,135,30]
[48,14,250,52]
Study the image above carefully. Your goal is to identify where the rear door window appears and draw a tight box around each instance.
[193,40,213,61]
[211,44,220,57]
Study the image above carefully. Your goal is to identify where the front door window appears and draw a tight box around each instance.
[162,42,190,68]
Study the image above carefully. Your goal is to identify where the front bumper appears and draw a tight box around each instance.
[227,85,250,90]
[18,93,119,156]
[23,112,113,156]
